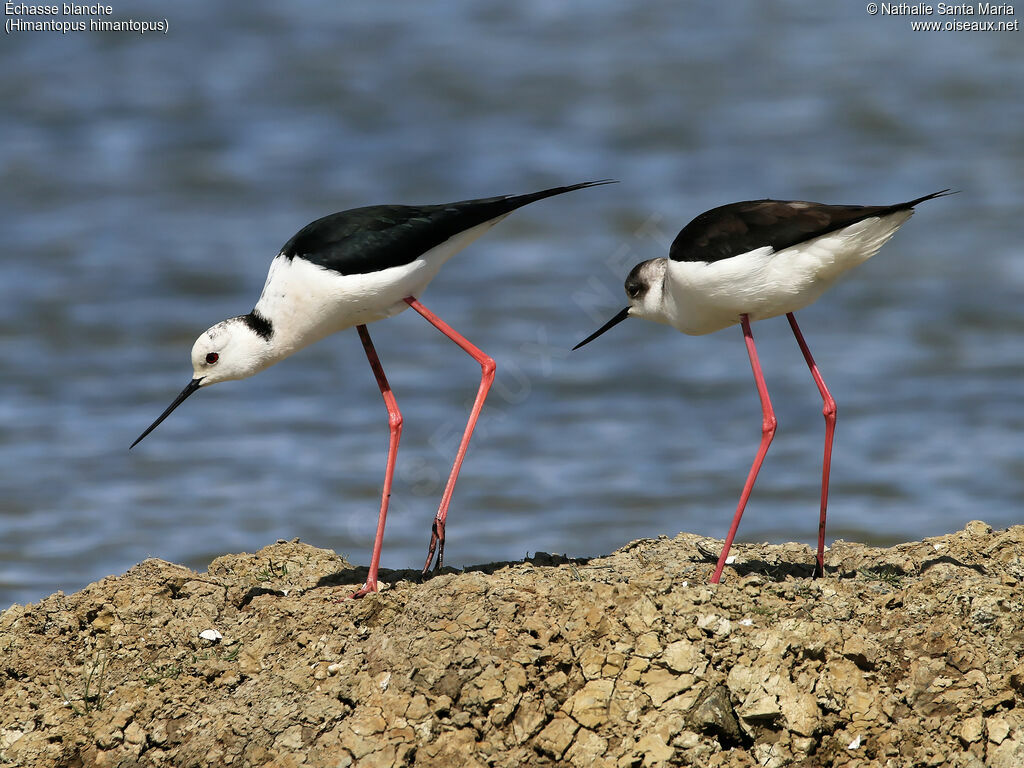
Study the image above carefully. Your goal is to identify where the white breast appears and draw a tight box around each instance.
[663,211,914,335]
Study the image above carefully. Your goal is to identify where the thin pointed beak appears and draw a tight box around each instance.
[572,307,631,350]
[130,378,203,449]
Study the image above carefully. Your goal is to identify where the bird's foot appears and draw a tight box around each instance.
[344,580,378,600]
[420,518,446,577]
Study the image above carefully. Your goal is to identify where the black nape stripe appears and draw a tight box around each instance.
[242,310,273,340]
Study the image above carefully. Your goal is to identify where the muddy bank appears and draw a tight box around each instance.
[1,520,1022,767]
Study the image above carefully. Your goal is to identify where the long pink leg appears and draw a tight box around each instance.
[348,324,403,599]
[711,315,777,583]
[787,312,836,578]
[404,296,496,574]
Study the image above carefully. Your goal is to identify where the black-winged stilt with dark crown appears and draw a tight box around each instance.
[132,180,613,597]
[574,190,952,582]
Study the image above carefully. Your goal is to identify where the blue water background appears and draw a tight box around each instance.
[1,1,1022,606]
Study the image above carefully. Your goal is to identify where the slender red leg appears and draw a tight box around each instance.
[404,296,495,574]
[787,312,836,578]
[348,324,403,599]
[711,315,777,583]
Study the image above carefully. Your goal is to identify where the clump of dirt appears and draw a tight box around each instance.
[2,520,1022,767]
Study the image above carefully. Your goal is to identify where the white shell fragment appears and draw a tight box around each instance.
[847,734,862,750]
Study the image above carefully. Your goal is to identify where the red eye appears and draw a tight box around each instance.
[206,352,219,365]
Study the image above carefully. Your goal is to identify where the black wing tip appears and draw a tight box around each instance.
[511,179,618,203]
[561,179,619,194]
[492,179,617,215]
[907,189,958,207]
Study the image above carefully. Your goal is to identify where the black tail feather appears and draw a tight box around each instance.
[901,189,958,209]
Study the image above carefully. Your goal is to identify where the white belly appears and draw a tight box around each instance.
[664,211,913,335]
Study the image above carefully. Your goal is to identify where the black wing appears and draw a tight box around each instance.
[669,190,952,264]
[280,180,615,275]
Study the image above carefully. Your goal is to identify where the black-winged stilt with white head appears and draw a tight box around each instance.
[132,180,614,597]
[574,190,953,582]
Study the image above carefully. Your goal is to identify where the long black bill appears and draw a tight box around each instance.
[572,307,630,350]
[130,378,203,449]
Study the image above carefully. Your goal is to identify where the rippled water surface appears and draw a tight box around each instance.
[2,1,1022,606]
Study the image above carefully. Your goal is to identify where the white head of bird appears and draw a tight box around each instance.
[571,258,670,350]
[131,314,276,449]
[623,258,670,324]
[190,316,275,387]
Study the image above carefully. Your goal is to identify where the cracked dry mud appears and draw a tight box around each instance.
[2,520,1023,767]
